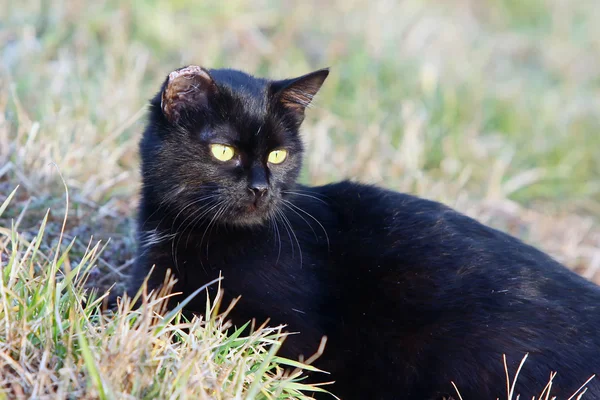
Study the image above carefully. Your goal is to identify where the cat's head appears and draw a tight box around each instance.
[140,65,328,227]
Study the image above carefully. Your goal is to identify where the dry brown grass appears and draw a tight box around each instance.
[0,188,332,399]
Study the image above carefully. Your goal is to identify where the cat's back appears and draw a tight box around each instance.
[313,180,600,311]
[314,180,595,284]
[305,181,600,399]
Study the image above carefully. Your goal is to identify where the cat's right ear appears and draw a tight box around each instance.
[270,68,329,124]
[160,65,218,124]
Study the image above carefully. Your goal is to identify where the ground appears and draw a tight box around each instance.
[0,0,599,398]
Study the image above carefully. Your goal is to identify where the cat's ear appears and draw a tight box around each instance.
[270,68,329,121]
[161,65,218,124]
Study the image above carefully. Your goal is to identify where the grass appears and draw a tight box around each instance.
[0,187,332,399]
[1,0,600,398]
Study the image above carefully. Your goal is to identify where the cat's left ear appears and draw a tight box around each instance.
[270,68,329,121]
[161,65,218,124]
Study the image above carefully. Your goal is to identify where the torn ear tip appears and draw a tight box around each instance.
[168,65,209,81]
[177,64,203,71]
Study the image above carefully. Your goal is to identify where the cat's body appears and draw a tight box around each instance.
[128,66,600,399]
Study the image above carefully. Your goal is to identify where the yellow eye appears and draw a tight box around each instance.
[210,144,235,162]
[268,149,288,164]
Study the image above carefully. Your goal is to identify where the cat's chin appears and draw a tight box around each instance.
[221,213,271,228]
[217,198,279,227]
[219,207,274,228]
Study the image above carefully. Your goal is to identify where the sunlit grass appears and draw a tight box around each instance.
[0,187,331,399]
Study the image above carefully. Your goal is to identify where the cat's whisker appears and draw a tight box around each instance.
[204,202,232,258]
[198,201,228,248]
[278,208,303,267]
[181,199,222,232]
[197,201,230,270]
[282,190,329,205]
[139,203,165,231]
[139,188,185,230]
[179,199,224,250]
[283,199,330,250]
[142,194,209,241]
[174,199,221,244]
[270,214,282,265]
[167,195,221,261]
[282,201,318,240]
[173,199,224,274]
[275,208,295,259]
[139,229,177,249]
[183,200,224,248]
[171,194,220,233]
[283,189,328,197]
[172,199,222,272]
[149,196,216,252]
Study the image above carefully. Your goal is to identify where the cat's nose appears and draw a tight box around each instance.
[248,184,268,197]
[248,166,269,198]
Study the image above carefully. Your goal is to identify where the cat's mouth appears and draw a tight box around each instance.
[243,199,271,215]
[246,195,269,212]
[227,197,276,226]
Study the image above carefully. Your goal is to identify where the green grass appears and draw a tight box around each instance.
[0,188,332,399]
[1,0,600,398]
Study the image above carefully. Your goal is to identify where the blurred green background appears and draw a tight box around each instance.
[1,0,599,278]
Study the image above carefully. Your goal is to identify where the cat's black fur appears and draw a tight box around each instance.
[127,65,600,400]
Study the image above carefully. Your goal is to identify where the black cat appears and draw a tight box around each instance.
[127,65,600,400]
